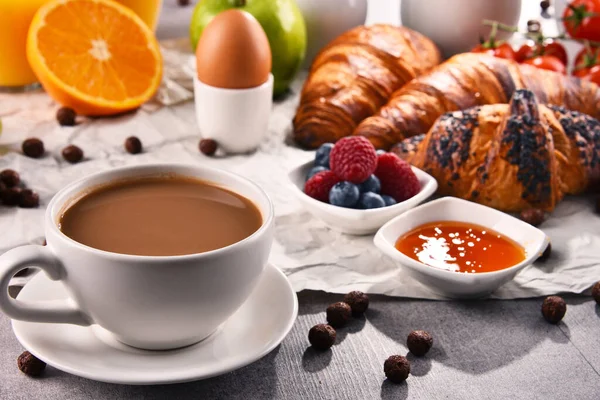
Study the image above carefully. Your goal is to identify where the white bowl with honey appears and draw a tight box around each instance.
[374,197,549,298]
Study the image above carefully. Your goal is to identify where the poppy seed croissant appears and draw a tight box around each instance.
[355,53,600,150]
[393,90,600,212]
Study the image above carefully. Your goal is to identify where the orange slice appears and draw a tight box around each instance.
[27,0,162,116]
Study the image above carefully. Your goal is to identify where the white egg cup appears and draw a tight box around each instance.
[193,74,273,154]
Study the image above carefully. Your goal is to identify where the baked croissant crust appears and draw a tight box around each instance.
[355,53,600,149]
[293,24,441,149]
[393,90,600,212]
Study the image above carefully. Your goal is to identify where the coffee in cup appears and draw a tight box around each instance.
[59,176,262,256]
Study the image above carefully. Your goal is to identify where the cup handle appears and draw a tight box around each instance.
[0,245,91,326]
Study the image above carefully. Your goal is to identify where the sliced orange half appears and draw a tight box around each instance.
[27,0,163,116]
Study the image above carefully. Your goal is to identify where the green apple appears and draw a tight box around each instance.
[190,0,306,96]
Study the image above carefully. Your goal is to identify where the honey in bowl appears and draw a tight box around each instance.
[395,221,526,273]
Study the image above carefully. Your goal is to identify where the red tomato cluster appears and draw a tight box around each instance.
[469,0,600,85]
[515,40,568,65]
[563,0,600,42]
[471,42,516,60]
[564,0,600,85]
[515,39,568,74]
[471,38,568,74]
[573,46,600,85]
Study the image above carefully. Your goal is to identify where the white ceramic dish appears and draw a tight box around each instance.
[193,74,273,154]
[374,197,549,298]
[288,160,438,235]
[12,263,297,385]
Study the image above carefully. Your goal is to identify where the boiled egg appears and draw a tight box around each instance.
[195,10,272,89]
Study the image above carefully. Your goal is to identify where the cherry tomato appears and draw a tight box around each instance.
[521,56,567,74]
[574,64,600,85]
[515,40,568,66]
[471,42,516,61]
[574,46,600,70]
[563,0,600,42]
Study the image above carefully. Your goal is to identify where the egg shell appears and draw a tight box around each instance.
[195,10,272,89]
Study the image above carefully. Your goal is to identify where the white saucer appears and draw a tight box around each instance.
[12,263,298,385]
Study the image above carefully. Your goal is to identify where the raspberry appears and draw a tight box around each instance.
[330,137,377,183]
[375,153,420,202]
[304,170,340,202]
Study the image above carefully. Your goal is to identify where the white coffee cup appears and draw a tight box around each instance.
[0,164,274,350]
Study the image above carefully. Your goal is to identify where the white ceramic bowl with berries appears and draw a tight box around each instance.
[289,138,438,235]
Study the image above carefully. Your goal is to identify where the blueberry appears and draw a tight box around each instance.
[358,175,380,193]
[306,166,328,180]
[357,192,386,209]
[376,149,387,156]
[315,143,334,168]
[381,195,397,206]
[329,181,360,208]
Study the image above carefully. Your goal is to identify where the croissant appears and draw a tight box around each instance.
[355,53,600,150]
[392,89,600,212]
[293,24,441,149]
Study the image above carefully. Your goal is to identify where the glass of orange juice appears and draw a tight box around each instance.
[0,0,162,92]
[118,0,163,32]
[0,0,48,91]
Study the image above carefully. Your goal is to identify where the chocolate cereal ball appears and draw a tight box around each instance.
[2,187,21,206]
[384,355,410,383]
[326,302,352,328]
[56,107,76,126]
[62,145,84,163]
[0,169,20,187]
[22,138,45,158]
[343,291,369,315]
[199,138,218,156]
[520,208,545,227]
[407,330,433,357]
[17,351,46,377]
[591,282,600,305]
[18,189,39,208]
[124,136,142,154]
[308,324,336,350]
[542,296,567,324]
